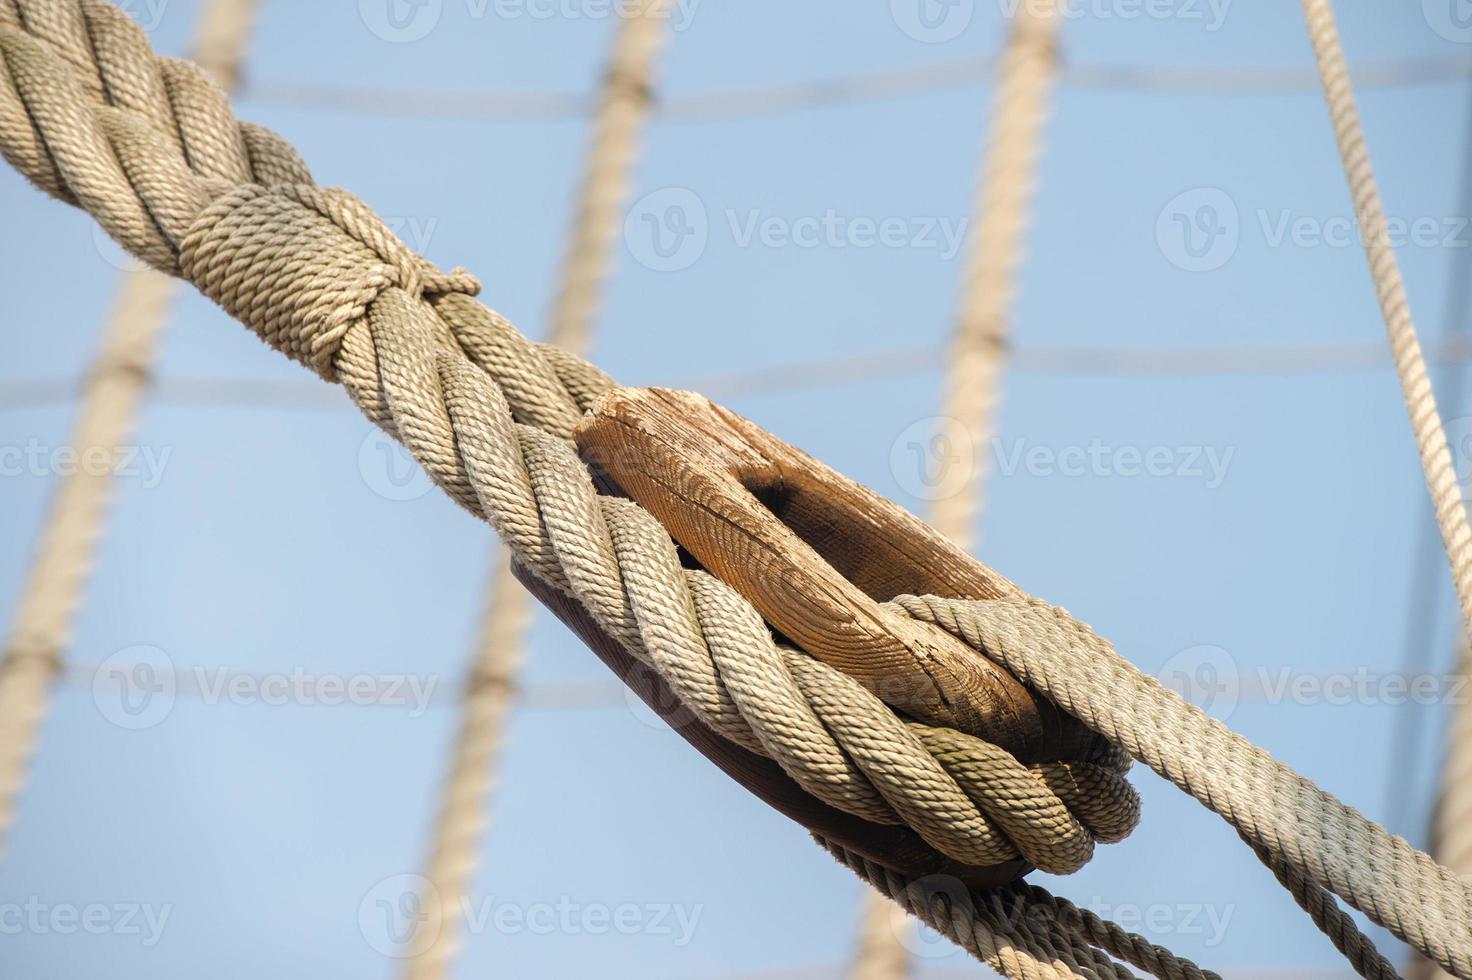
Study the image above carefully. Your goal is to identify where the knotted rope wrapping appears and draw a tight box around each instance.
[1,2,1469,976]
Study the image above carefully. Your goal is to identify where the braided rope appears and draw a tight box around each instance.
[406,8,669,979]
[0,0,258,862]
[0,0,1131,898]
[854,2,1064,973]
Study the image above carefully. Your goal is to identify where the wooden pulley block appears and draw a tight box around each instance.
[516,386,1107,886]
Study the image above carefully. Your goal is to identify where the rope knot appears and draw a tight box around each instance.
[177,183,479,379]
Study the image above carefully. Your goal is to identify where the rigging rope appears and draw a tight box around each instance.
[1397,66,1472,980]
[1299,9,1472,977]
[0,2,1467,974]
[853,2,1061,975]
[404,6,668,978]
[1300,0,1472,634]
[0,0,258,863]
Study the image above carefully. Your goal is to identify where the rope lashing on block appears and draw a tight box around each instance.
[1,2,1470,975]
[0,0,1130,882]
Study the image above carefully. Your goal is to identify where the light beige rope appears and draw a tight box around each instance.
[897,594,1472,976]
[853,3,1062,974]
[829,842,1224,980]
[1299,7,1472,976]
[1,5,1466,975]
[1299,0,1472,634]
[404,7,669,979]
[0,0,257,862]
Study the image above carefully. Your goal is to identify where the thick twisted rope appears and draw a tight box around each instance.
[1299,6,1472,977]
[828,842,1221,980]
[0,0,257,862]
[405,7,669,979]
[2,4,1468,975]
[0,0,1129,893]
[896,595,1472,976]
[853,3,1064,975]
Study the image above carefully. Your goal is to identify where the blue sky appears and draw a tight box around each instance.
[1,1,1470,977]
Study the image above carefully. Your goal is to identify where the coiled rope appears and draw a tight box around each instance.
[0,2,1467,974]
[854,2,1062,975]
[405,6,669,979]
[0,0,258,863]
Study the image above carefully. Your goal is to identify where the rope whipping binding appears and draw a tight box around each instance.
[404,6,670,978]
[0,0,259,863]
[852,1,1062,975]
[0,1,1467,974]
[1300,5,1472,977]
